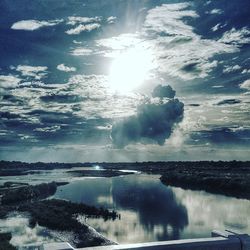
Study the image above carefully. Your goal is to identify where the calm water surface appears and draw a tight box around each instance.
[54,174,250,244]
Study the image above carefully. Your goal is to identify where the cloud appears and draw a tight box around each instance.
[65,23,100,35]
[71,47,93,56]
[0,111,20,119]
[34,125,61,133]
[207,9,223,15]
[0,72,145,150]
[191,127,250,146]
[96,3,239,81]
[240,79,250,90]
[106,16,117,24]
[57,64,76,72]
[11,19,62,31]
[211,23,227,32]
[144,3,199,37]
[97,33,141,50]
[16,65,48,79]
[219,27,250,45]
[111,98,184,147]
[141,3,237,80]
[212,24,220,32]
[223,65,242,73]
[40,94,85,103]
[216,99,241,106]
[67,16,101,26]
[242,69,250,74]
[152,84,176,98]
[0,75,21,89]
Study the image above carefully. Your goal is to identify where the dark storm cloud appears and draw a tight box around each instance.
[0,111,20,119]
[0,108,112,147]
[181,62,200,73]
[216,99,241,106]
[0,94,25,105]
[188,103,200,107]
[190,127,250,146]
[152,84,176,98]
[111,98,184,147]
[40,94,87,103]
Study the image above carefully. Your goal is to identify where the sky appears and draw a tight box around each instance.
[0,0,250,162]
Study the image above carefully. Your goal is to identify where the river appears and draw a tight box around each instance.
[54,173,250,243]
[1,169,250,248]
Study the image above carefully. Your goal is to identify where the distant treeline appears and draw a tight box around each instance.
[1,160,250,170]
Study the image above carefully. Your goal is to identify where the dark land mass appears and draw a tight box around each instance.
[160,166,250,200]
[0,182,118,248]
[67,169,133,178]
[0,161,84,176]
[102,161,250,200]
[1,182,57,205]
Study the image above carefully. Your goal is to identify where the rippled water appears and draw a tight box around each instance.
[54,173,250,244]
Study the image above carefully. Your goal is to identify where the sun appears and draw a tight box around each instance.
[108,45,154,93]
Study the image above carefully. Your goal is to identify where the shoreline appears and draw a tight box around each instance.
[0,182,119,249]
[1,160,250,200]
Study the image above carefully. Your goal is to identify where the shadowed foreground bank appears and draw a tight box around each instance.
[0,182,118,249]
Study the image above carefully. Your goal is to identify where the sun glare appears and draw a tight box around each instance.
[108,46,154,93]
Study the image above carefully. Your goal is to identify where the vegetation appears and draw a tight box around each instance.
[152,161,250,199]
[1,182,57,205]
[18,199,118,231]
[67,169,132,177]
[0,182,118,247]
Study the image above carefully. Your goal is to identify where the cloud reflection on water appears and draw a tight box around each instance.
[55,174,250,243]
[55,174,188,243]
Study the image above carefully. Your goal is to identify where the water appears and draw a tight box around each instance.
[54,174,250,244]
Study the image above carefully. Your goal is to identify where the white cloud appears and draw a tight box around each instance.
[144,3,199,37]
[141,3,237,80]
[219,27,250,45]
[212,23,220,32]
[240,79,250,90]
[34,125,61,132]
[0,75,21,89]
[211,23,227,32]
[57,64,76,72]
[11,19,62,31]
[65,23,100,35]
[223,65,242,73]
[207,9,223,15]
[67,16,101,26]
[96,3,243,81]
[106,16,117,24]
[96,33,142,52]
[16,65,48,79]
[242,69,250,74]
[73,40,82,44]
[71,47,93,56]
